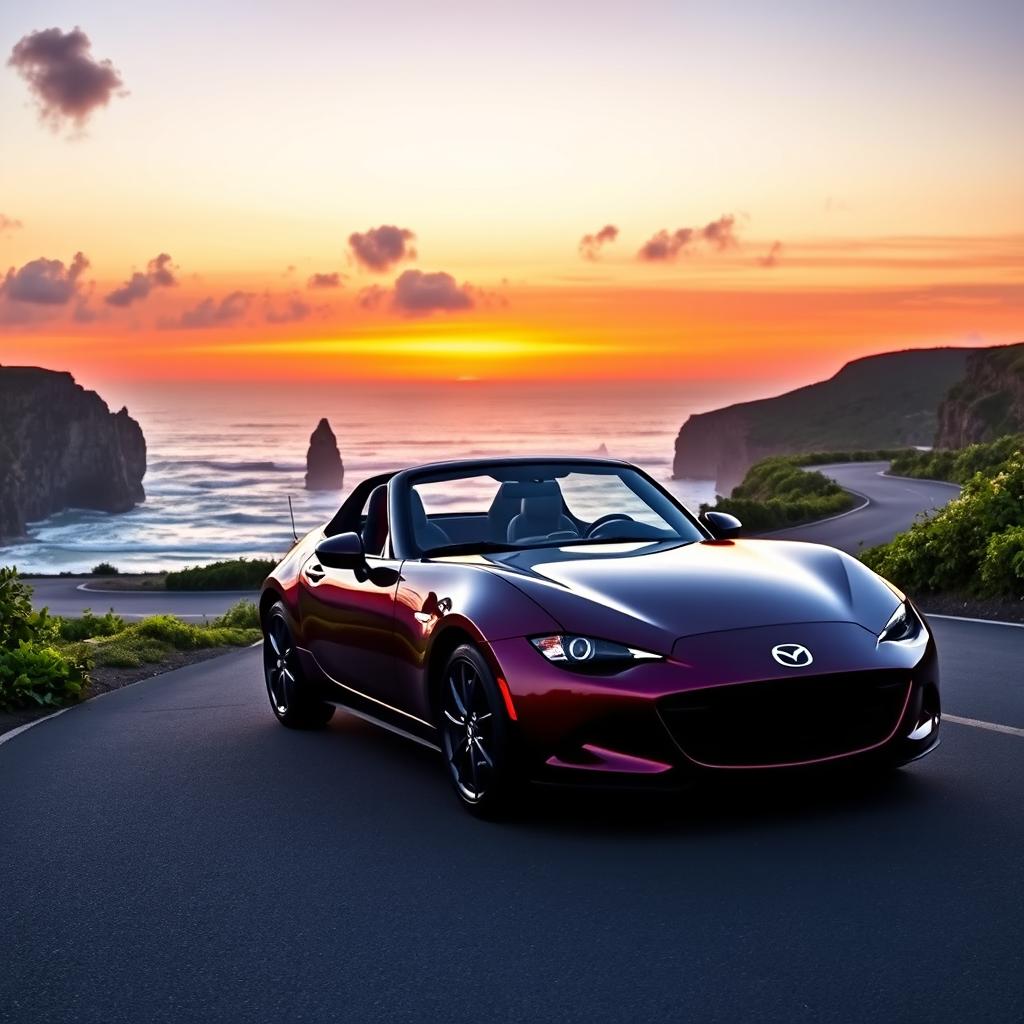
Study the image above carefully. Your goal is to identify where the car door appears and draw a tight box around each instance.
[297,485,404,712]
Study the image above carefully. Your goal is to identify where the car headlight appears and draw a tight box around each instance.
[530,634,662,667]
[878,601,922,643]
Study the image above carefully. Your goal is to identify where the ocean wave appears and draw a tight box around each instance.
[148,459,295,473]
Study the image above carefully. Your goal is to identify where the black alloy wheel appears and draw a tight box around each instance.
[263,602,334,729]
[439,644,518,816]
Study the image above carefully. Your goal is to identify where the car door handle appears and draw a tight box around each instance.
[304,563,326,584]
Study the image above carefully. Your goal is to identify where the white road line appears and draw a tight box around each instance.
[0,707,74,747]
[926,612,1024,629]
[944,714,1024,738]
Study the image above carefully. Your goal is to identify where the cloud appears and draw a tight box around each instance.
[637,228,694,261]
[578,224,619,261]
[160,291,251,329]
[8,27,125,131]
[0,251,89,304]
[307,271,342,289]
[391,270,474,316]
[265,295,311,323]
[349,225,417,272]
[357,284,387,309]
[105,253,177,307]
[759,241,783,268]
[0,214,23,234]
[637,214,740,261]
[701,215,738,251]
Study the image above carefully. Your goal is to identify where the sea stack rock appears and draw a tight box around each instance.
[305,418,344,490]
[0,366,147,541]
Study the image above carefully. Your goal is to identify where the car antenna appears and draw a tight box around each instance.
[287,495,298,541]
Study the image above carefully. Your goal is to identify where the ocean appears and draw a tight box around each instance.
[1,380,722,574]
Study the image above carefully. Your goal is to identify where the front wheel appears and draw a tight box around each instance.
[439,644,520,818]
[263,602,334,729]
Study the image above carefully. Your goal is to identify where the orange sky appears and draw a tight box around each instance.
[1,3,1022,392]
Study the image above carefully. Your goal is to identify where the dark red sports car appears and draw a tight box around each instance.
[260,457,940,815]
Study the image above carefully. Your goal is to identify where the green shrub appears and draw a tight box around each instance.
[889,435,1024,484]
[0,641,89,710]
[211,600,261,630]
[0,567,55,647]
[704,456,856,531]
[54,609,126,642]
[861,449,1024,597]
[91,562,119,576]
[0,567,89,710]
[979,526,1024,597]
[80,613,262,669]
[165,558,275,591]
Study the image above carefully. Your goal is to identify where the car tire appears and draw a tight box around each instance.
[263,602,334,729]
[438,643,520,818]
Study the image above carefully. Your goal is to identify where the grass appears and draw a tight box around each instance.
[165,558,276,591]
[57,600,262,671]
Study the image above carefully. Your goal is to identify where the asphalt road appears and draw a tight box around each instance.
[25,578,253,619]
[2,618,1023,1024]
[4,463,1022,1022]
[771,461,962,552]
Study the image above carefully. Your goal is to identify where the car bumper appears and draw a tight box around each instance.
[487,621,941,786]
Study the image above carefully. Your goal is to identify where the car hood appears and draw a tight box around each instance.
[471,538,901,653]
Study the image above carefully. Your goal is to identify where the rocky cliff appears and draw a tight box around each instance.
[673,347,972,492]
[0,367,146,541]
[934,342,1024,448]
[305,418,344,490]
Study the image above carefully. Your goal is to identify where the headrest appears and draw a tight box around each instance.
[409,489,429,524]
[497,480,559,500]
[519,493,562,519]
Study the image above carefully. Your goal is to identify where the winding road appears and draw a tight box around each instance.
[771,460,963,552]
[4,464,1023,1023]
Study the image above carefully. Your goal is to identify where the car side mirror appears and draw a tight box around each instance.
[315,531,365,570]
[701,510,743,539]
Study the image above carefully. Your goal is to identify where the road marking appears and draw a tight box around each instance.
[0,707,74,747]
[944,714,1024,738]
[927,613,1024,630]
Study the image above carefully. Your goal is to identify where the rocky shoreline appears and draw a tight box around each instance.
[0,367,147,541]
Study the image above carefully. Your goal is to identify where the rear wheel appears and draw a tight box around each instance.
[263,602,334,729]
[439,644,520,817]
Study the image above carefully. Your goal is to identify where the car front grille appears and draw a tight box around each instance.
[657,670,912,768]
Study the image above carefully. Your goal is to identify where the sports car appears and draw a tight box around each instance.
[259,457,940,815]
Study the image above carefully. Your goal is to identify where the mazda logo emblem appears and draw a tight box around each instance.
[771,643,813,668]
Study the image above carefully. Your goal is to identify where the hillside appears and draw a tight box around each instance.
[935,342,1024,447]
[0,367,147,541]
[673,347,972,491]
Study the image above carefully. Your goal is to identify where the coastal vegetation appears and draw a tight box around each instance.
[0,566,261,711]
[888,435,1023,484]
[705,449,910,531]
[861,438,1024,599]
[164,558,276,591]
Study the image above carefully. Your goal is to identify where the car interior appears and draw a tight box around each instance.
[408,474,686,553]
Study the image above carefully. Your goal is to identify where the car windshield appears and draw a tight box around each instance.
[407,462,704,555]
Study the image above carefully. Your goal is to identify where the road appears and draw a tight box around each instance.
[770,460,962,552]
[25,578,252,619]
[4,464,1023,1023]
[1,619,1023,1024]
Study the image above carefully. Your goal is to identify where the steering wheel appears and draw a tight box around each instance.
[585,513,634,538]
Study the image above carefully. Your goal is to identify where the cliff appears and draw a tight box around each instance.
[673,347,972,492]
[934,342,1024,448]
[0,367,146,541]
[305,418,344,490]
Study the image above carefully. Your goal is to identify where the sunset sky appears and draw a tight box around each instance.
[1,0,1022,394]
